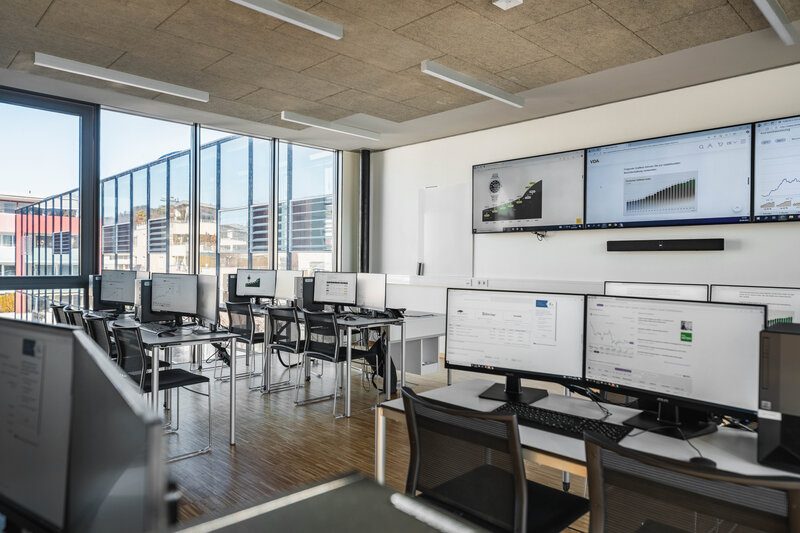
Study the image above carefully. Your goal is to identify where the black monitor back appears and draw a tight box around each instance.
[297,276,323,311]
[135,279,174,323]
[226,274,250,304]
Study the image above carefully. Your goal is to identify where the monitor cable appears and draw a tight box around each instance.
[566,384,612,421]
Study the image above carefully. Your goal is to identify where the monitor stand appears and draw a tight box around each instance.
[623,403,717,440]
[478,376,548,405]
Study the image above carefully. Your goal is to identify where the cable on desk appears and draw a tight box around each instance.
[566,384,612,421]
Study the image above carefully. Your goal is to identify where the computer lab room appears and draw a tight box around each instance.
[3,1,800,532]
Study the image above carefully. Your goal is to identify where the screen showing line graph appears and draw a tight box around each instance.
[754,115,800,221]
[586,125,752,228]
[472,150,584,233]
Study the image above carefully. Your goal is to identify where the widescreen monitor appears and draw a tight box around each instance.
[584,295,766,438]
[236,269,277,298]
[586,124,752,228]
[151,273,198,315]
[604,281,708,302]
[754,115,800,222]
[100,269,137,305]
[445,289,585,403]
[472,149,584,233]
[313,272,357,306]
[356,273,387,312]
[711,284,800,327]
[196,275,219,326]
[275,270,303,301]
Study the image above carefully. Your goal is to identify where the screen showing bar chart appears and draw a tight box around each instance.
[754,115,800,222]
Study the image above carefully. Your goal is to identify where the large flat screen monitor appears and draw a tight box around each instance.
[275,270,303,301]
[151,273,198,315]
[356,273,387,312]
[446,289,585,403]
[584,295,765,438]
[473,149,584,233]
[236,269,277,298]
[604,281,709,302]
[100,270,137,305]
[711,284,800,327]
[754,115,800,222]
[586,124,752,228]
[313,272,357,306]
[196,275,219,326]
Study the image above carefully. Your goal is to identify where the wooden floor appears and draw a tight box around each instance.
[165,347,590,531]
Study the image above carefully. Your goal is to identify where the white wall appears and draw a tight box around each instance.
[372,63,800,313]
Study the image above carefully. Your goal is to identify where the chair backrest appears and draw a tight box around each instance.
[51,304,67,324]
[226,301,255,342]
[85,316,114,357]
[64,308,84,328]
[111,325,147,390]
[302,311,340,360]
[266,306,301,352]
[401,386,528,532]
[584,431,800,533]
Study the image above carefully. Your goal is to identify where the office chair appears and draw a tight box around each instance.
[112,324,211,462]
[50,304,68,324]
[401,386,588,532]
[261,305,302,393]
[63,308,86,330]
[583,431,800,532]
[223,301,264,382]
[84,315,117,359]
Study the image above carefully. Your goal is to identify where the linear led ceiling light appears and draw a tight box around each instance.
[33,52,210,102]
[752,0,798,45]
[229,0,343,40]
[280,111,381,141]
[420,60,524,108]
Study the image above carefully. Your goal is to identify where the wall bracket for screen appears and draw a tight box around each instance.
[607,238,724,252]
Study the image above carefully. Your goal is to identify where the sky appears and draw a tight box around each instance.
[0,104,333,201]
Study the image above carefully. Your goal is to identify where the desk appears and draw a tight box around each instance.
[375,378,798,485]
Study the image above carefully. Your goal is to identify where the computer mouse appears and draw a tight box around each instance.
[689,456,716,468]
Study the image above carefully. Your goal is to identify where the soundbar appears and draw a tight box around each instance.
[607,238,724,252]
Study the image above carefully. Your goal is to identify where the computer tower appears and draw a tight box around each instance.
[88,274,102,311]
[226,274,249,303]
[135,279,174,323]
[297,276,323,311]
[758,323,800,473]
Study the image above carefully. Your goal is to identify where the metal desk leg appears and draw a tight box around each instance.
[151,347,161,411]
[375,405,386,485]
[399,321,406,391]
[447,369,452,386]
[345,327,352,418]
[230,338,237,446]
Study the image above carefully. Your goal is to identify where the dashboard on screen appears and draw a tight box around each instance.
[586,125,752,228]
[754,115,800,222]
[473,150,584,233]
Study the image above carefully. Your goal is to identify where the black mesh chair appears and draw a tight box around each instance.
[50,304,68,324]
[261,305,302,393]
[84,315,117,359]
[64,308,85,330]
[584,431,800,533]
[401,387,589,532]
[112,324,211,462]
[223,301,264,382]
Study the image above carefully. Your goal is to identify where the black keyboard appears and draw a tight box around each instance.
[492,402,633,443]
[141,323,177,334]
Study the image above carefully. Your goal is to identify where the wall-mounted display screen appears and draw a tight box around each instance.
[754,115,800,222]
[472,150,584,233]
[586,125,752,228]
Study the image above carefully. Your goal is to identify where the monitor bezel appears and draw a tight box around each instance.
[99,269,137,306]
[603,280,710,301]
[235,268,277,298]
[313,271,358,306]
[150,273,198,315]
[196,274,219,326]
[444,287,586,387]
[584,122,754,229]
[583,294,767,419]
[471,148,586,234]
[753,113,800,223]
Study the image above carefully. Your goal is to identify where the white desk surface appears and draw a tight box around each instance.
[382,378,799,479]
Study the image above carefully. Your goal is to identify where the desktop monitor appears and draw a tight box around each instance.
[236,269,277,298]
[586,124,752,228]
[100,270,137,306]
[710,284,800,327]
[584,295,766,439]
[604,281,709,302]
[151,273,198,315]
[275,270,303,301]
[196,275,219,327]
[356,273,387,312]
[445,289,585,403]
[472,149,584,233]
[313,272,357,306]
[754,115,800,222]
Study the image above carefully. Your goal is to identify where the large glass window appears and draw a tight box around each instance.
[277,142,336,272]
[99,110,191,273]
